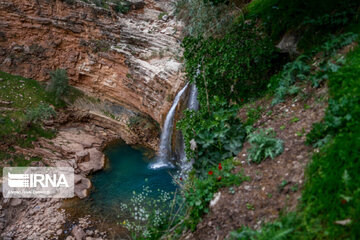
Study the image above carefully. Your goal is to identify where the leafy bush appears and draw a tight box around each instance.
[113,0,131,14]
[178,99,246,176]
[245,106,264,126]
[183,158,248,230]
[47,69,69,101]
[247,128,283,163]
[183,21,275,107]
[270,33,358,105]
[25,103,56,126]
[270,55,310,105]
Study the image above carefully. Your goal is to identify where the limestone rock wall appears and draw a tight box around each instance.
[0,0,185,124]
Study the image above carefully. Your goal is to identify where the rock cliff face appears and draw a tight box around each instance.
[0,0,185,124]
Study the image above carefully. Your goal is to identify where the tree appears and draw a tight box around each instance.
[47,69,69,101]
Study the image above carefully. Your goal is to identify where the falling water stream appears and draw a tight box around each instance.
[63,83,198,238]
[179,84,199,175]
[150,83,189,169]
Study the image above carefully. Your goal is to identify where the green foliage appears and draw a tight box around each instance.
[183,158,248,230]
[302,126,360,239]
[245,106,264,126]
[0,71,58,145]
[25,103,56,126]
[183,21,275,107]
[270,55,310,105]
[229,213,301,240]
[178,99,245,176]
[247,128,283,163]
[158,12,167,20]
[270,33,358,105]
[48,69,69,101]
[307,46,360,147]
[236,39,360,240]
[246,0,359,47]
[113,0,131,14]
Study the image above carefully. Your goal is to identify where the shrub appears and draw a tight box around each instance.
[47,69,69,101]
[245,106,264,126]
[178,99,246,176]
[25,103,56,126]
[183,158,248,230]
[270,33,358,105]
[247,128,283,163]
[183,21,275,107]
[113,0,131,14]
[270,55,311,105]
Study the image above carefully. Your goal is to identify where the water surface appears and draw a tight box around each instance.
[63,141,177,238]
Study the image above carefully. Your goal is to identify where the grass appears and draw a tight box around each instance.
[0,71,60,167]
[0,71,59,141]
[300,46,360,239]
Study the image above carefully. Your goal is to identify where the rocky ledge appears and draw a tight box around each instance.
[0,0,185,124]
[0,107,159,239]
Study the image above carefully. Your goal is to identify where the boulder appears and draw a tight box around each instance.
[10,198,22,207]
[74,175,92,199]
[76,150,90,163]
[72,225,86,240]
[78,148,105,175]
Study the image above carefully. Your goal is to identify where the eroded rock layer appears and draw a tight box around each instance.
[0,0,184,123]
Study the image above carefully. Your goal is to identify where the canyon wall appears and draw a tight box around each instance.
[0,0,185,124]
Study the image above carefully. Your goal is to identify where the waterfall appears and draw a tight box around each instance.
[179,83,199,175]
[150,83,189,169]
[188,83,199,111]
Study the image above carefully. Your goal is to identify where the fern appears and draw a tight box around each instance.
[247,128,284,163]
